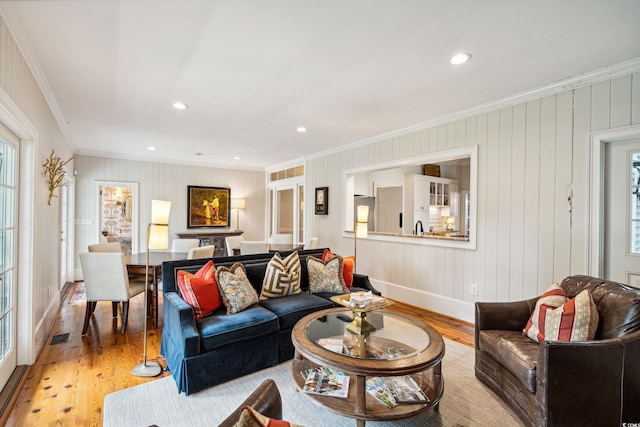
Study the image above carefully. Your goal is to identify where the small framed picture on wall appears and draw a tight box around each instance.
[315,187,328,215]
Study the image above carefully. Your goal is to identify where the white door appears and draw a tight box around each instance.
[59,184,68,289]
[605,139,640,286]
[0,125,19,389]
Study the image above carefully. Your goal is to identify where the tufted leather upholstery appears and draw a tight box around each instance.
[475,275,640,427]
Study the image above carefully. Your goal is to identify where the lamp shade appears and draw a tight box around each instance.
[231,198,246,209]
[151,200,171,224]
[356,205,369,223]
[149,200,171,250]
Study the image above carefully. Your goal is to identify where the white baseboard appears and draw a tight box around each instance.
[33,291,61,364]
[371,279,475,324]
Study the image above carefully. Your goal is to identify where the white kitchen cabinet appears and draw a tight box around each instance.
[404,174,459,234]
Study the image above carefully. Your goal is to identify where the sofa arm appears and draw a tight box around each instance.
[218,379,282,427]
[538,339,625,426]
[163,292,200,357]
[475,299,536,347]
[352,273,382,295]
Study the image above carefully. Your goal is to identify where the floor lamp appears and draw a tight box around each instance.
[231,198,246,232]
[354,205,369,273]
[132,199,171,377]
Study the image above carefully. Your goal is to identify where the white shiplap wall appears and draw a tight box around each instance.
[73,155,266,278]
[307,73,640,322]
[1,16,74,362]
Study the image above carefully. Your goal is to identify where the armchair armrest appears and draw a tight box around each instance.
[475,298,536,347]
[352,273,382,295]
[163,292,200,357]
[218,379,282,427]
[538,338,625,426]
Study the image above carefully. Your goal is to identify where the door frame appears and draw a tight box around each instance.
[589,124,640,277]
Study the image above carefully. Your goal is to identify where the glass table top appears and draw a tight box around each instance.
[305,311,431,360]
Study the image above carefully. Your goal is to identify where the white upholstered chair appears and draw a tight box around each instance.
[269,233,293,245]
[79,252,146,335]
[88,242,123,253]
[239,241,269,255]
[307,237,318,249]
[170,238,200,253]
[225,235,245,256]
[188,245,215,259]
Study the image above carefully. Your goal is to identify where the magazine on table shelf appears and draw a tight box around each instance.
[384,375,430,404]
[300,367,350,398]
[369,346,409,359]
[366,377,398,408]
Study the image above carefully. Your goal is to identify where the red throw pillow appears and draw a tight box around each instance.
[322,250,355,288]
[195,260,216,281]
[177,262,222,319]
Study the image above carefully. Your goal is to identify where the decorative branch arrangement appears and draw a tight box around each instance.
[42,149,73,205]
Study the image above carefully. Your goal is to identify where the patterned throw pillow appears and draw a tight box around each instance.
[322,249,355,287]
[524,284,599,342]
[307,255,349,294]
[260,252,302,300]
[233,405,302,427]
[216,263,259,314]
[177,271,222,319]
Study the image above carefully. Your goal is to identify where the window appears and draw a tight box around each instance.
[631,152,640,254]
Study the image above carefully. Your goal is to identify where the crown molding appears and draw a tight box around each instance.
[306,57,640,162]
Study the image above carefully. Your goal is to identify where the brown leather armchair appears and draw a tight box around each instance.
[475,275,640,427]
[218,379,282,427]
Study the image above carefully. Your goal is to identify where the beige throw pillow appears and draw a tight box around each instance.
[307,255,349,294]
[216,263,259,315]
[260,252,302,300]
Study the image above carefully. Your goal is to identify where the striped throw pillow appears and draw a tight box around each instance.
[260,252,302,300]
[524,284,599,342]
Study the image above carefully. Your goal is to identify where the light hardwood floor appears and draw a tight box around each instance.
[4,282,474,426]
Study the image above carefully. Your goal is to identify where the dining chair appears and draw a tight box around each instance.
[307,237,318,249]
[170,238,200,253]
[269,233,293,245]
[79,252,147,335]
[188,244,215,259]
[239,241,269,255]
[88,242,123,253]
[225,235,245,256]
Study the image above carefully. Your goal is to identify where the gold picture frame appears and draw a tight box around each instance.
[187,185,231,228]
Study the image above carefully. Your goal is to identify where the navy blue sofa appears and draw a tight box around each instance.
[160,248,380,395]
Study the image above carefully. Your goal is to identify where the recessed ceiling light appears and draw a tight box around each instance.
[296,126,307,133]
[173,102,188,110]
[450,53,471,65]
[233,156,241,160]
[147,146,157,151]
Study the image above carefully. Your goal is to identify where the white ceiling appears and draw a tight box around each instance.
[2,0,640,170]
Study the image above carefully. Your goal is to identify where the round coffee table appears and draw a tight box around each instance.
[291,307,445,426]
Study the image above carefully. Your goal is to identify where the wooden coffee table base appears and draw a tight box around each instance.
[291,308,445,426]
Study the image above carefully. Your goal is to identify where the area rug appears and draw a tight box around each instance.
[104,338,523,426]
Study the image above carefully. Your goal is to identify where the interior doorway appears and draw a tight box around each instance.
[95,181,138,254]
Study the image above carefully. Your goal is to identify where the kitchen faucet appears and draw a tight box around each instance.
[415,220,424,235]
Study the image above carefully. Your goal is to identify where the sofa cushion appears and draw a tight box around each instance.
[525,284,599,343]
[322,249,355,287]
[177,271,222,319]
[259,293,332,330]
[260,252,302,300]
[197,305,279,351]
[217,263,260,314]
[479,330,539,393]
[307,256,349,294]
[524,283,568,341]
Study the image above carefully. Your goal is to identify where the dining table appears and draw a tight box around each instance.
[124,251,187,329]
